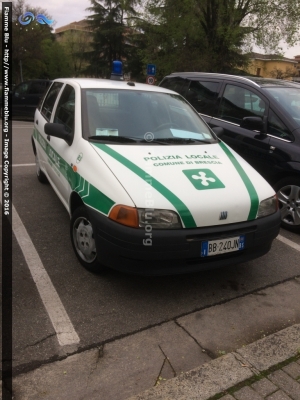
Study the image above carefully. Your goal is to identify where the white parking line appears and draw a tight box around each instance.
[277,234,300,252]
[1,186,80,346]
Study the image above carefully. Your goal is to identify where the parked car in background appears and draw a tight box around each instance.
[0,79,52,120]
[31,78,280,275]
[159,73,300,232]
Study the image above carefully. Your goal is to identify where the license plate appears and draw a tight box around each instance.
[201,235,245,257]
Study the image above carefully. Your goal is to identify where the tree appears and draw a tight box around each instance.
[11,0,53,82]
[85,0,140,78]
[140,0,300,76]
[59,30,92,77]
[40,39,71,79]
[10,0,72,82]
[138,0,210,78]
[241,0,300,52]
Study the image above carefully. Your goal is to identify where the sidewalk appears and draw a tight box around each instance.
[10,278,300,399]
[217,358,300,400]
[10,324,300,400]
[128,324,300,400]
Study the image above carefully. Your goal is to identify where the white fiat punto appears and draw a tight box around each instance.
[32,78,281,275]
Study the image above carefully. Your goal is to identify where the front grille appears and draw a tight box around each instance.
[186,224,257,242]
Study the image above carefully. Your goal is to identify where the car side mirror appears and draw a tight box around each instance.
[44,123,73,146]
[240,116,264,132]
[211,126,224,137]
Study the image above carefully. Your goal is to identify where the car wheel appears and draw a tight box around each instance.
[274,177,300,233]
[70,206,104,273]
[35,153,48,183]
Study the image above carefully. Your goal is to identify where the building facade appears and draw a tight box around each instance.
[246,52,298,80]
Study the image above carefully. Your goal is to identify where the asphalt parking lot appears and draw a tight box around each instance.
[2,121,300,382]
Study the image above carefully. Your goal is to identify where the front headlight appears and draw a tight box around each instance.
[108,205,182,229]
[138,209,182,229]
[256,195,278,218]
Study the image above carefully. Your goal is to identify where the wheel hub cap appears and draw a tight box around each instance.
[74,218,96,263]
[277,184,300,226]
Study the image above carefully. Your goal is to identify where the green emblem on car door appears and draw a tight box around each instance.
[183,169,225,190]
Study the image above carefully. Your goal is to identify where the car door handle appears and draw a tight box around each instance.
[269,145,276,153]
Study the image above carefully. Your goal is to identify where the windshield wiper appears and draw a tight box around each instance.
[138,138,170,145]
[142,137,214,144]
[88,135,214,145]
[89,135,170,145]
[88,135,138,143]
[184,138,215,144]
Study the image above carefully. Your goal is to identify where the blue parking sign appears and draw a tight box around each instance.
[147,64,156,76]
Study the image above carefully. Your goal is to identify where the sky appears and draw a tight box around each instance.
[4,0,300,58]
[11,0,91,29]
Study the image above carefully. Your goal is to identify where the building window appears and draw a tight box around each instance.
[256,68,261,76]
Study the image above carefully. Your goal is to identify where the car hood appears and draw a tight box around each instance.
[90,141,275,228]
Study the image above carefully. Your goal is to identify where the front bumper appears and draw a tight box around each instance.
[87,207,281,275]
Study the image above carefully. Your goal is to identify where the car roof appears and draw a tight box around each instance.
[53,78,176,93]
[163,72,300,88]
[244,76,300,88]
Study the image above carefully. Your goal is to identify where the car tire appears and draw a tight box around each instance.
[70,206,104,273]
[274,177,300,233]
[35,153,48,183]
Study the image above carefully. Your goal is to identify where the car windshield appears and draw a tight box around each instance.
[82,89,217,144]
[264,87,300,127]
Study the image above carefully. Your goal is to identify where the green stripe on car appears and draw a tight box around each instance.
[94,143,197,228]
[34,129,115,215]
[75,176,115,214]
[219,141,259,220]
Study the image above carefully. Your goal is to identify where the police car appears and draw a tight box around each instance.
[32,77,281,275]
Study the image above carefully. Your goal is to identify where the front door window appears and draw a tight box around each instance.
[218,84,266,125]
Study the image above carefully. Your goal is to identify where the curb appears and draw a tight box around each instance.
[127,324,300,400]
